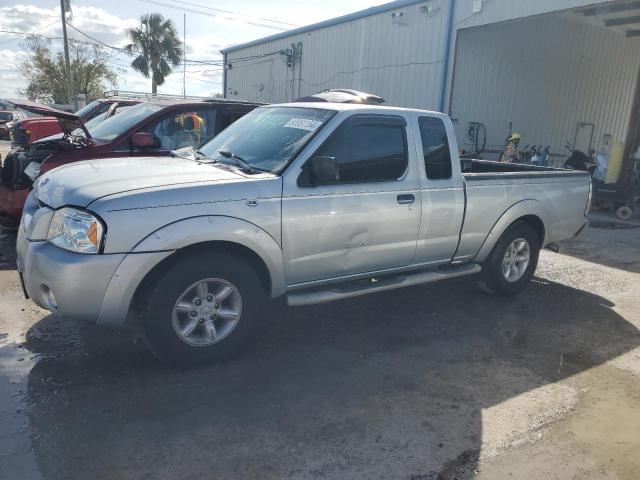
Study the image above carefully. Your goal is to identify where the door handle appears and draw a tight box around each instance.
[397,194,415,204]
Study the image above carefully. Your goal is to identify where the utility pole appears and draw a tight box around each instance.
[183,13,186,98]
[60,0,73,107]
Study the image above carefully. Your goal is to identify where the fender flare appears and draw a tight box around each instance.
[132,215,286,297]
[473,199,551,263]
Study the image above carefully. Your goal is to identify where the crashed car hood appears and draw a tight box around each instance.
[7,100,92,140]
[34,156,271,208]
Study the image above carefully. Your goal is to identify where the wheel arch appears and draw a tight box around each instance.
[473,200,549,263]
[97,216,285,328]
[133,215,284,292]
[129,239,275,324]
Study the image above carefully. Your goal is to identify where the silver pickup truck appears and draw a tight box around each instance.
[17,103,591,365]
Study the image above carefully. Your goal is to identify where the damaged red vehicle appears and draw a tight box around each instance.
[9,98,140,146]
[0,99,260,229]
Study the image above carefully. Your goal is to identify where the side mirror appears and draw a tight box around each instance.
[131,132,155,149]
[309,156,339,185]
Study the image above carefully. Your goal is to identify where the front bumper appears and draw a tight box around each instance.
[17,228,125,322]
[17,228,171,327]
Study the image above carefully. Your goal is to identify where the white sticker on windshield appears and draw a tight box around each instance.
[283,118,323,132]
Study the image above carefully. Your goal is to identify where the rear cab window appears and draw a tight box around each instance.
[418,116,452,180]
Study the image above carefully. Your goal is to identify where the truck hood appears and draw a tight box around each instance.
[35,156,269,208]
[8,100,93,141]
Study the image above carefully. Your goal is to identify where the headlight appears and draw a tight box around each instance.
[47,207,105,254]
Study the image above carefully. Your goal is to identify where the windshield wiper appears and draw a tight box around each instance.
[217,150,265,173]
[194,149,209,160]
[170,146,210,161]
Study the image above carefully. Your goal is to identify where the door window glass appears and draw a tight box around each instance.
[419,116,452,180]
[310,117,408,184]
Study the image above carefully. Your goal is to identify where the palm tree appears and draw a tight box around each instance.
[125,13,182,94]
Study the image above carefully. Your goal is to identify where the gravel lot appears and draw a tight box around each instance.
[0,195,639,479]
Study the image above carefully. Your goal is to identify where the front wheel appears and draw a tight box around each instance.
[480,222,541,296]
[140,252,266,367]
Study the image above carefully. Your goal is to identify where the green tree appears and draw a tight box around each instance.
[125,13,183,94]
[18,38,117,104]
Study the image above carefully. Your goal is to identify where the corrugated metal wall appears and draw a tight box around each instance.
[225,0,617,108]
[452,0,614,29]
[450,13,640,163]
[224,0,639,164]
[225,0,448,109]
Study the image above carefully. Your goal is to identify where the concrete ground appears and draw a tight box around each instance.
[0,213,639,479]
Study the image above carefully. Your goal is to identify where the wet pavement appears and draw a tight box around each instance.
[1,221,640,479]
[0,232,16,270]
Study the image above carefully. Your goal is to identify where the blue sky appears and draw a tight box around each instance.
[0,0,380,99]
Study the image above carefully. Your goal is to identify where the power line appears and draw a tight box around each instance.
[65,22,283,67]
[298,59,445,88]
[1,22,286,88]
[170,0,299,27]
[66,21,136,53]
[138,0,293,31]
[0,28,99,47]
[0,20,59,45]
[185,51,285,66]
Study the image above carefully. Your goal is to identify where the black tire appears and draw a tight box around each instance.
[141,252,266,367]
[480,222,540,296]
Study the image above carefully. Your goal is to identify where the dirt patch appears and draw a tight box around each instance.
[476,364,640,479]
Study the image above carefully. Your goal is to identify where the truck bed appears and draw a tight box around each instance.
[461,158,581,176]
[455,159,590,263]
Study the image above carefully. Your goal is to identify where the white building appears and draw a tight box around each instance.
[221,0,640,165]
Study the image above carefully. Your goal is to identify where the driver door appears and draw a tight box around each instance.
[282,114,421,286]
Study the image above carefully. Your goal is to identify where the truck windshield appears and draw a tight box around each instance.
[87,103,162,143]
[199,106,335,173]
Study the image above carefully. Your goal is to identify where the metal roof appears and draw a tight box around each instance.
[220,0,428,54]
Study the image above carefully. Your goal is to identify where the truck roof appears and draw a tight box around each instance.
[271,101,448,117]
[146,98,265,108]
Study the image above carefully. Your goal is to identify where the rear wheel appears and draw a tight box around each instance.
[480,222,540,296]
[616,204,634,221]
[141,252,266,367]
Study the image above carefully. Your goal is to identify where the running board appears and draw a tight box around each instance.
[286,263,482,307]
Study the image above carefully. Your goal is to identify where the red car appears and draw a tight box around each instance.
[0,110,28,140]
[0,98,260,228]
[10,98,140,146]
